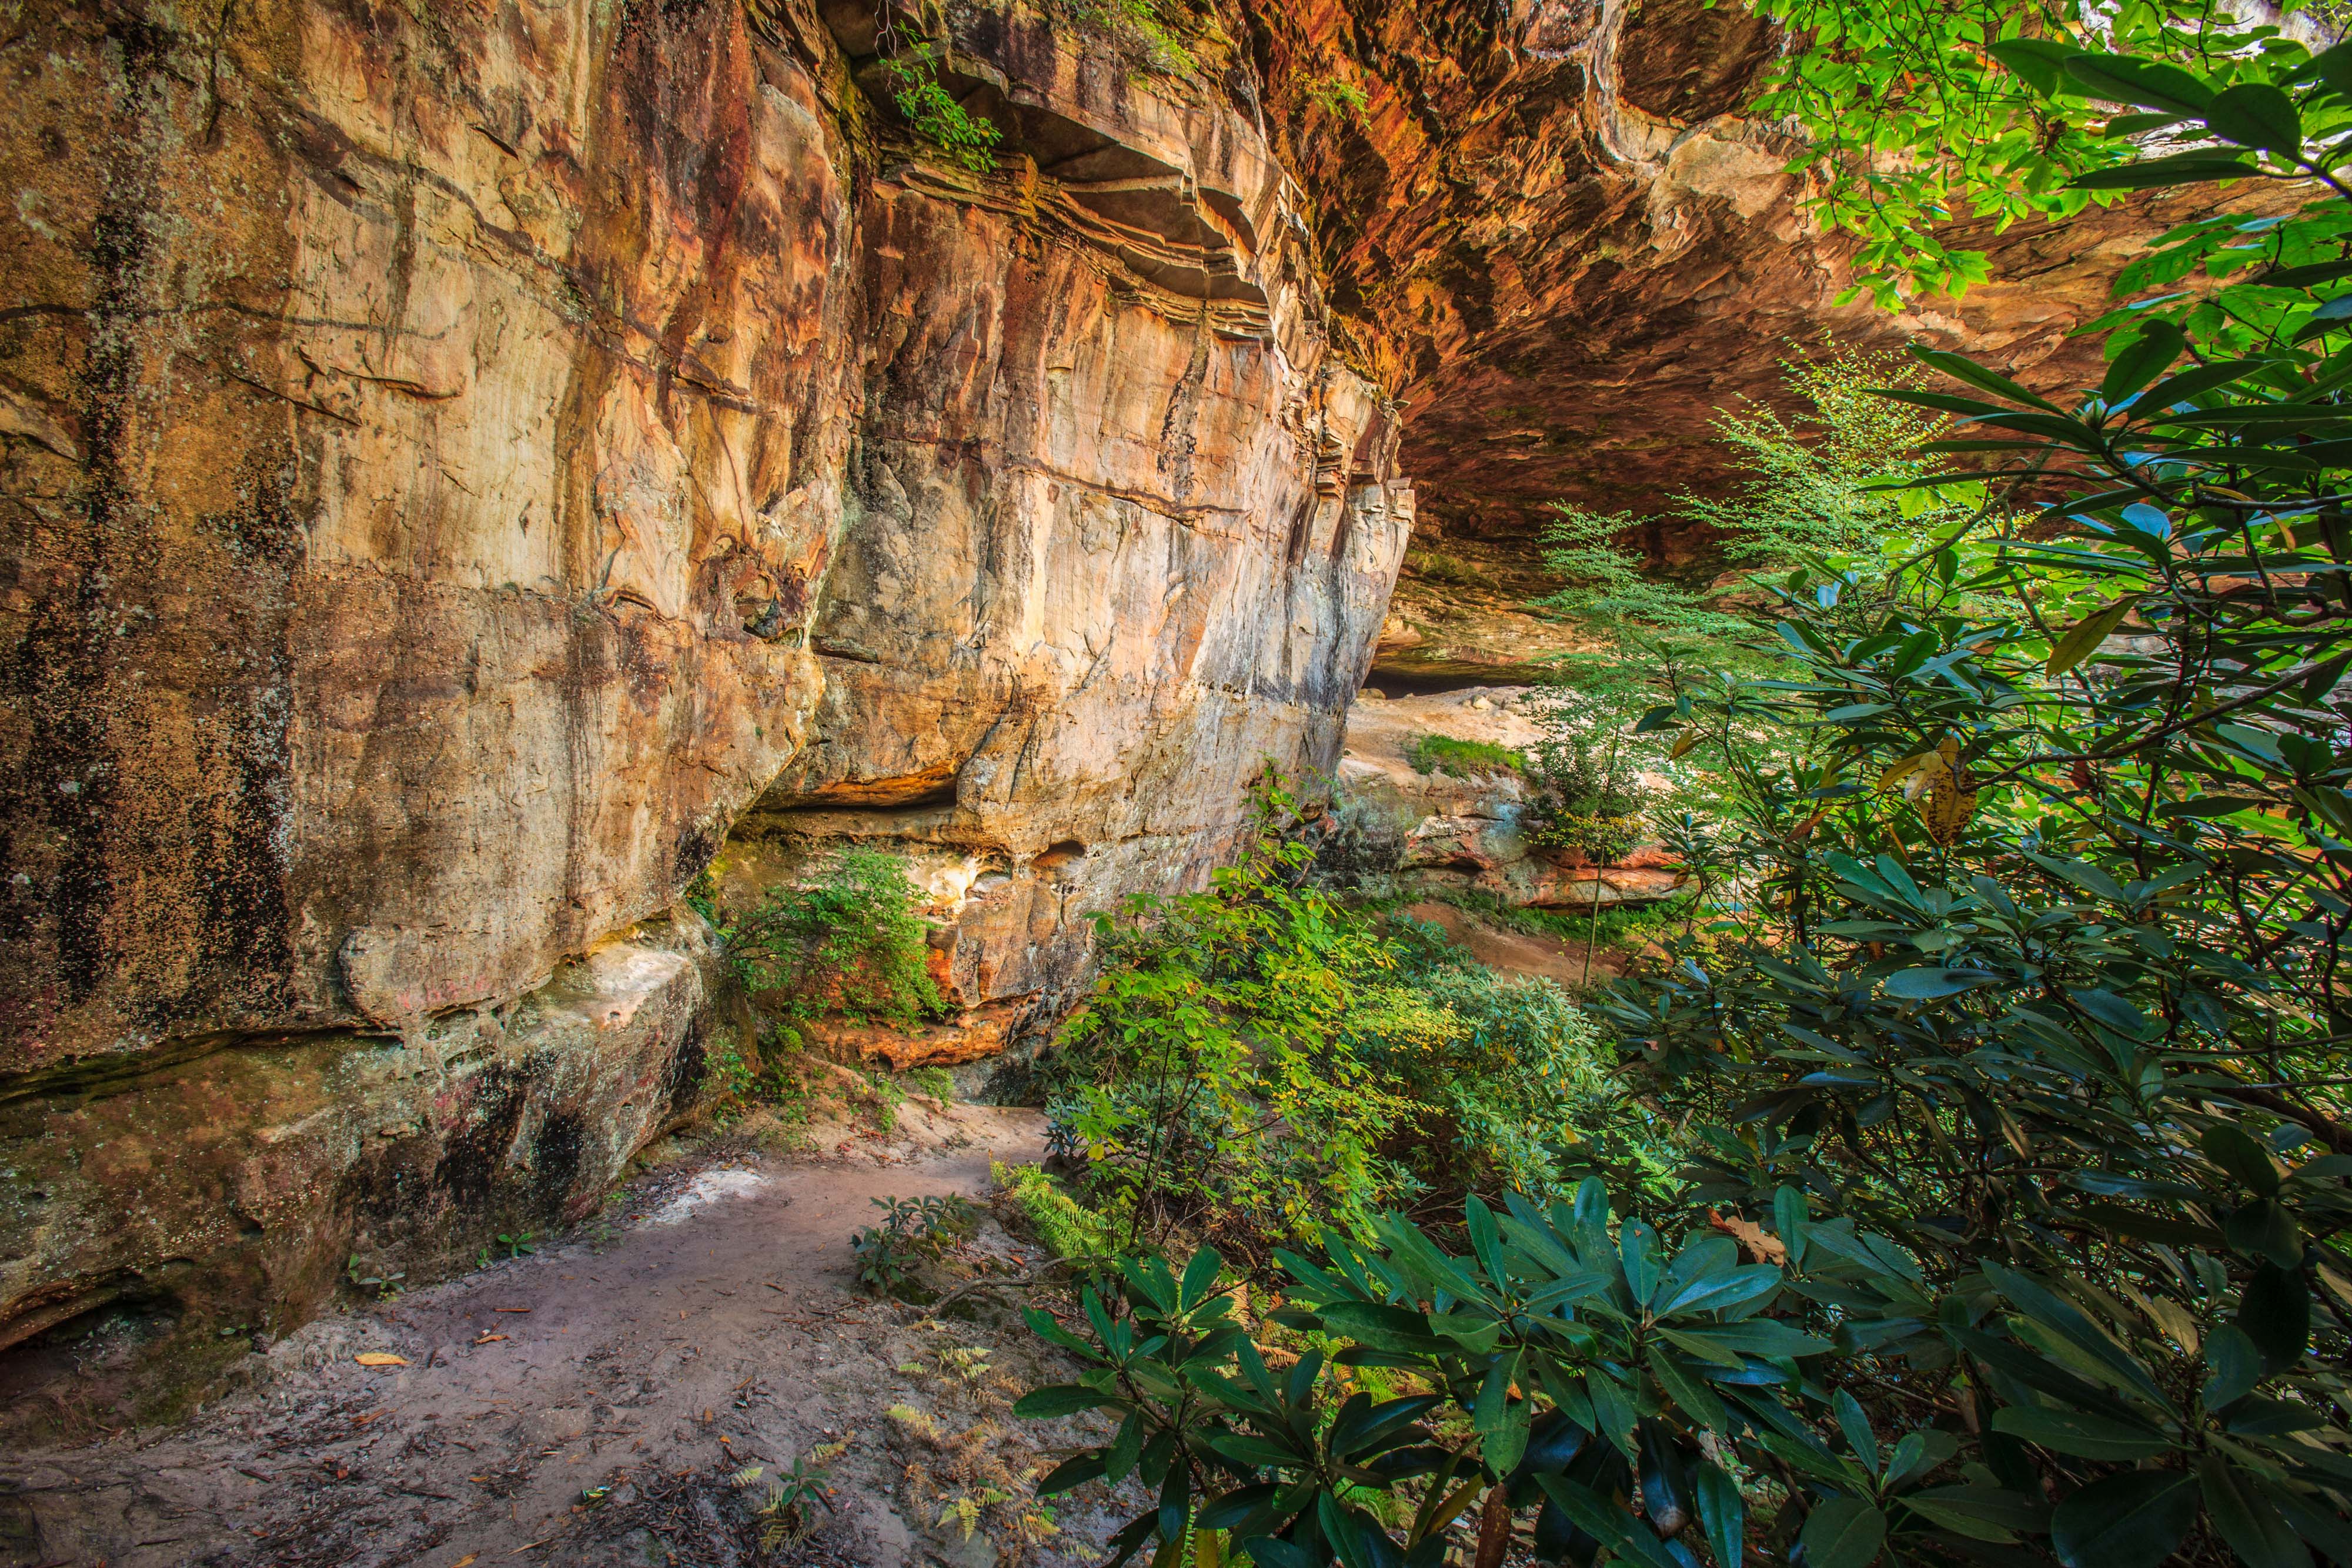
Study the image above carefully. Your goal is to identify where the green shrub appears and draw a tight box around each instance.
[724,846,946,1027]
[1521,734,1644,862]
[1401,547,1488,589]
[1040,780,1650,1251]
[1404,733,1523,779]
[1306,76,1369,120]
[1060,0,1200,75]
[1357,965,1681,1211]
[849,1193,976,1297]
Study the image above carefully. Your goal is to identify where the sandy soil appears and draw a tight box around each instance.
[1397,901,1626,987]
[0,1103,1137,1568]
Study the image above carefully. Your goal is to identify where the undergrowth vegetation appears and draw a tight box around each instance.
[723,845,946,1030]
[1007,16,2352,1566]
[1033,780,1676,1258]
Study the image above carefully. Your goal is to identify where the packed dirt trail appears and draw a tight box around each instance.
[0,1103,1127,1568]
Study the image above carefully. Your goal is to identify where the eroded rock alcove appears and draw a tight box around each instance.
[0,0,2227,1372]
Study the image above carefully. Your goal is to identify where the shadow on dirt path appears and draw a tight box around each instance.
[0,1102,1131,1568]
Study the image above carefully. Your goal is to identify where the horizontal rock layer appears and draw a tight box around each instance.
[1323,687,1681,908]
[0,0,1404,1352]
[1245,0,2311,539]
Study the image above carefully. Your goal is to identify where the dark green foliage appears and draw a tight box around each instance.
[1015,26,2352,1566]
[850,1193,977,1297]
[724,846,946,1027]
[1012,1183,2027,1568]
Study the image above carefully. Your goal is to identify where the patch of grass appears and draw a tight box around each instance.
[1406,733,1524,779]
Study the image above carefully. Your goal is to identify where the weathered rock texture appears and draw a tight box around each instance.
[1243,0,2310,540]
[0,0,2259,1365]
[0,0,1404,1354]
[1324,687,1681,910]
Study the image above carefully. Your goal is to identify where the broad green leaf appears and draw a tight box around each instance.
[2202,83,2301,155]
[1317,1301,1446,1356]
[2070,151,2260,189]
[2063,54,2215,115]
[2103,323,2184,406]
[2046,596,2140,678]
[1883,967,2002,1000]
[2224,1197,2304,1269]
[2051,1469,2197,1568]
[1912,347,2062,412]
[1990,1405,2171,1462]
[1696,1462,1745,1568]
[1036,1452,1109,1496]
[1650,1353,1730,1432]
[2200,1456,2311,1568]
[1906,1484,2049,1543]
[1107,1410,1145,1483]
[1014,1384,1116,1419]
[2201,1325,2262,1412]
[1801,1497,1888,1568]
[2237,1262,2311,1372]
[2203,1124,2282,1196]
[1986,37,2079,96]
[1180,1245,1224,1310]
[1832,1390,1881,1476]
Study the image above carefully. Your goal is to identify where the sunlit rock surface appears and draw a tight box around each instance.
[0,0,1402,1352]
[0,0,2256,1357]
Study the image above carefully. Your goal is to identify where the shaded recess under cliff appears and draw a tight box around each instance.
[1226,0,2314,691]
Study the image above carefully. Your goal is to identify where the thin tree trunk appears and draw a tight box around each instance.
[1474,1482,1514,1568]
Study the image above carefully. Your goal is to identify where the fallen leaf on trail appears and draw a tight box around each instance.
[474,1333,507,1345]
[452,1557,478,1567]
[355,1353,409,1367]
[493,1307,530,1314]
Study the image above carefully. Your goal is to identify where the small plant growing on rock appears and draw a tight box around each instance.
[726,846,947,1028]
[1306,75,1369,121]
[881,42,1003,172]
[344,1255,405,1302]
[1521,733,1643,864]
[851,1193,978,1296]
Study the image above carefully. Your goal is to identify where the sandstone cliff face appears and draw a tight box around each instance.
[0,0,1404,1355]
[0,0,2260,1369]
[1242,0,2305,540]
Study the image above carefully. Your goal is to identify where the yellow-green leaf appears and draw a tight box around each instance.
[2046,596,2141,678]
